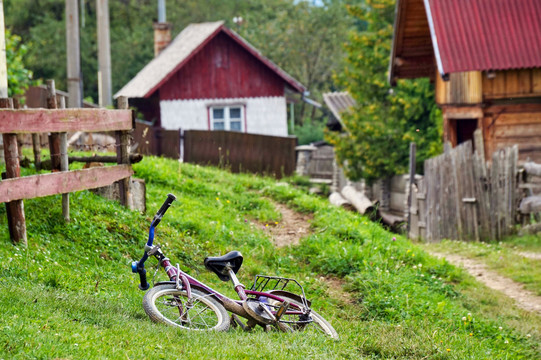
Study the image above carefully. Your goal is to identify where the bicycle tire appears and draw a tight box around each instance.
[143,284,230,332]
[268,294,338,339]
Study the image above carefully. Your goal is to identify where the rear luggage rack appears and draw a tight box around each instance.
[251,275,309,307]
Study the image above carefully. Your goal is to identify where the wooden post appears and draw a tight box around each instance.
[1,98,27,245]
[32,134,41,171]
[58,95,70,222]
[116,96,130,207]
[46,80,61,172]
[407,142,416,237]
[13,98,24,160]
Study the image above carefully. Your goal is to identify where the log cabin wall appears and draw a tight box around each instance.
[483,104,541,163]
[483,69,541,100]
[436,69,541,161]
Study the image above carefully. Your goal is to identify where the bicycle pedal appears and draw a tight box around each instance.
[275,300,290,321]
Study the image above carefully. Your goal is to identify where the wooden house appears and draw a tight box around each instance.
[390,0,541,161]
[115,21,306,138]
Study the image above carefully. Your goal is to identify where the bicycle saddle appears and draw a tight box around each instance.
[204,251,243,281]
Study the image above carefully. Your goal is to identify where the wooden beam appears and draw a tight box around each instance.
[0,165,133,203]
[0,108,133,133]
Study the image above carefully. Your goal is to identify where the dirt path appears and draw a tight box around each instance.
[262,202,312,248]
[430,251,541,314]
[260,201,353,304]
[518,251,541,261]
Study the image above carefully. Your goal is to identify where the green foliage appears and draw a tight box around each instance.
[0,158,539,358]
[293,118,326,145]
[5,30,36,98]
[326,0,442,183]
[4,0,354,104]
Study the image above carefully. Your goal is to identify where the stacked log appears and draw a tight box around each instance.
[329,192,355,211]
[329,182,405,231]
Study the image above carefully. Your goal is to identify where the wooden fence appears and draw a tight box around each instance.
[410,140,519,241]
[184,130,296,178]
[0,93,134,245]
[133,121,181,159]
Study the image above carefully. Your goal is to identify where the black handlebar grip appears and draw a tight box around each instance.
[138,267,149,291]
[152,193,177,227]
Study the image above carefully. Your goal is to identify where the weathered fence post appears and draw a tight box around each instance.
[407,142,416,238]
[1,98,27,245]
[58,95,70,222]
[116,96,131,207]
[47,80,61,172]
[32,133,41,171]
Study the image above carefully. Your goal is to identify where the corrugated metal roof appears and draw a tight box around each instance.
[115,21,305,99]
[426,0,541,76]
[322,91,356,123]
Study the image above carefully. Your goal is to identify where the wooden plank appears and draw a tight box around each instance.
[0,165,133,203]
[518,69,532,94]
[494,124,541,138]
[533,68,541,93]
[452,147,462,239]
[504,70,520,95]
[492,112,541,126]
[0,108,133,133]
[407,142,416,237]
[474,129,485,162]
[424,158,433,241]
[473,151,490,239]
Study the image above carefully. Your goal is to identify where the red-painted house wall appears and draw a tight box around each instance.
[159,32,285,101]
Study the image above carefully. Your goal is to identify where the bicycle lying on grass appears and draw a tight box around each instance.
[131,194,338,338]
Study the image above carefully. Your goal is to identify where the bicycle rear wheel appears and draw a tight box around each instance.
[143,284,230,332]
[268,294,338,338]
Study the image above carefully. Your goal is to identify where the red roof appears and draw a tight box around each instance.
[426,0,541,75]
[115,22,305,99]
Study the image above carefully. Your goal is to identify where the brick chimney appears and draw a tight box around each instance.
[153,22,172,57]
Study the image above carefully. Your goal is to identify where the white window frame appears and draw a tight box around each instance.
[209,105,245,132]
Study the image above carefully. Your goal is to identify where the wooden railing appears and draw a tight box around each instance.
[0,92,134,245]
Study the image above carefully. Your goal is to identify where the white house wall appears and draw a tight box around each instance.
[160,96,288,137]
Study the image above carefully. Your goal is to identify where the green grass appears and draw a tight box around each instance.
[1,156,540,359]
[421,239,541,296]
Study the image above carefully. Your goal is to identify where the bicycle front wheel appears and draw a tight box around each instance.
[268,294,338,339]
[143,284,230,332]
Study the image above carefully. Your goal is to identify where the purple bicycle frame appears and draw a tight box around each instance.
[160,258,305,319]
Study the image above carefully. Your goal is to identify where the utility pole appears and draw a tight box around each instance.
[66,0,82,108]
[0,1,8,164]
[97,0,112,107]
[0,0,8,98]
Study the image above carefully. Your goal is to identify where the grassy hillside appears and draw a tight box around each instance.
[1,157,540,359]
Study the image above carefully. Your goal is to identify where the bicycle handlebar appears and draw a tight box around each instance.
[151,193,177,228]
[132,193,177,291]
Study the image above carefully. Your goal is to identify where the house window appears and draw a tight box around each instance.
[210,106,244,132]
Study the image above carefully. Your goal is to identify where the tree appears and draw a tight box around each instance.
[326,0,442,183]
[5,29,36,98]
[4,0,353,107]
